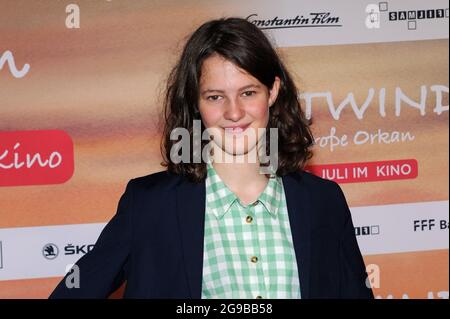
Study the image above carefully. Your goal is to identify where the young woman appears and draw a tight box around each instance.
[50,17,373,299]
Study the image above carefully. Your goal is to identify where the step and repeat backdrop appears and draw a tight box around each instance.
[0,0,448,298]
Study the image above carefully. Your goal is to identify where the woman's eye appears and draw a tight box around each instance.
[242,91,256,97]
[207,95,221,101]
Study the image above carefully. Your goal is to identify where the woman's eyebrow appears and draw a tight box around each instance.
[200,84,261,94]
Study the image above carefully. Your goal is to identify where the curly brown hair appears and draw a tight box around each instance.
[161,17,314,183]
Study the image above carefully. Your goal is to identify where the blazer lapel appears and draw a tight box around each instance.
[175,178,206,299]
[282,172,312,299]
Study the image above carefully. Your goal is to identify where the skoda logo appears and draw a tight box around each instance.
[42,243,59,260]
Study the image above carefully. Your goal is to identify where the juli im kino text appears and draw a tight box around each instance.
[315,126,415,152]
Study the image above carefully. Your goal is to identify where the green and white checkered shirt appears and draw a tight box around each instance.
[201,163,301,299]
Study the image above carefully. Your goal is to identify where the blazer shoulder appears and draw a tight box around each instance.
[127,170,185,193]
[286,170,349,221]
[289,170,342,195]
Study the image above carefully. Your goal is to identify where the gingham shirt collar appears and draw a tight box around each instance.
[206,162,282,219]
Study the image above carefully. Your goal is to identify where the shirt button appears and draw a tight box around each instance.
[251,256,258,263]
[256,295,263,299]
[246,216,253,223]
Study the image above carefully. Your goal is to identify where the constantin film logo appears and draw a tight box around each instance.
[247,11,342,30]
[366,2,449,30]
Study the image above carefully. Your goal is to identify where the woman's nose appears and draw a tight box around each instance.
[223,99,245,122]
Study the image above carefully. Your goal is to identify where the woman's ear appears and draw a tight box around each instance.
[268,76,281,107]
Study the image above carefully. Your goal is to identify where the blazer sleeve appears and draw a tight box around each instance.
[49,180,134,298]
[334,183,374,299]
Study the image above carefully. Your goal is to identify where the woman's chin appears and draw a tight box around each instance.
[217,144,258,161]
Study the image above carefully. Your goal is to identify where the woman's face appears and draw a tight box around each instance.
[198,54,280,158]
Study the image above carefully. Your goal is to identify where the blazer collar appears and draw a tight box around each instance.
[175,171,312,299]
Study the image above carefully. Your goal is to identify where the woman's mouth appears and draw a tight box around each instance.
[223,124,250,134]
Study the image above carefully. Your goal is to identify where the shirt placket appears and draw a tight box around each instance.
[244,202,267,299]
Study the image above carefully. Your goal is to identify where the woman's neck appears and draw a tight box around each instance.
[210,145,269,205]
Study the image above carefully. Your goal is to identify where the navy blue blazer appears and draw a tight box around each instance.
[49,170,373,299]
